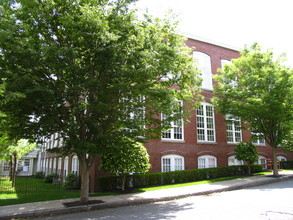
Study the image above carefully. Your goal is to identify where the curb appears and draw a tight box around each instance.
[1,175,292,220]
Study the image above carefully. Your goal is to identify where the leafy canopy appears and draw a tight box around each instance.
[0,0,202,157]
[235,142,259,164]
[100,139,151,175]
[213,43,293,148]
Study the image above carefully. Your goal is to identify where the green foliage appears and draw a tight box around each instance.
[213,43,293,147]
[213,43,293,175]
[64,173,80,190]
[44,173,58,184]
[100,139,151,175]
[97,165,262,191]
[280,160,293,169]
[34,171,45,179]
[235,142,259,164]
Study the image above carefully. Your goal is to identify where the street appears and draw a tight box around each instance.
[37,179,293,220]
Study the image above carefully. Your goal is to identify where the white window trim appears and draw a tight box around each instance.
[193,51,213,91]
[196,103,216,143]
[228,156,243,166]
[226,115,242,144]
[71,155,79,176]
[277,156,287,161]
[251,130,266,146]
[198,155,217,169]
[161,101,184,142]
[161,155,185,172]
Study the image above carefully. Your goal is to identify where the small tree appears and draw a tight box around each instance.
[235,142,259,175]
[100,139,151,191]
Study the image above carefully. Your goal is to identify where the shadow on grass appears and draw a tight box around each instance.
[0,177,116,207]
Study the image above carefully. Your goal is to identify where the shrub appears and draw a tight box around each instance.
[34,171,45,179]
[280,160,293,169]
[44,173,58,183]
[97,164,262,192]
[64,173,80,190]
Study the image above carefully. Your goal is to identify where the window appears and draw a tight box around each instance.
[257,156,267,169]
[57,157,62,177]
[64,156,68,177]
[161,155,184,172]
[221,59,237,87]
[193,51,212,90]
[251,129,265,145]
[277,156,286,161]
[226,116,242,143]
[71,155,79,176]
[198,155,217,169]
[162,114,183,141]
[228,156,243,166]
[196,103,215,142]
[2,161,10,171]
[162,102,184,141]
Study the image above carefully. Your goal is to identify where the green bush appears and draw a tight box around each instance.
[64,173,80,190]
[280,160,293,169]
[34,171,45,179]
[44,173,58,183]
[97,165,263,192]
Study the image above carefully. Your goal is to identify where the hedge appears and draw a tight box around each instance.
[280,160,293,169]
[97,164,262,192]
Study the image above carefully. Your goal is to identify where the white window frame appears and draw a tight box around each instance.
[161,155,184,172]
[221,59,237,87]
[251,129,265,146]
[161,101,184,141]
[64,156,68,177]
[198,155,217,169]
[226,115,242,144]
[2,161,10,171]
[228,156,243,166]
[71,155,79,176]
[256,156,267,169]
[196,103,215,143]
[193,51,213,91]
[57,157,62,177]
[277,156,286,161]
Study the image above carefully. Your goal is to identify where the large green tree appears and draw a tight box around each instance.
[0,0,201,202]
[213,43,293,176]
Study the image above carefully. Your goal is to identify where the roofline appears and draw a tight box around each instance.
[182,32,240,52]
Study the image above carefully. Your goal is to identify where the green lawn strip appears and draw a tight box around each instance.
[132,175,248,193]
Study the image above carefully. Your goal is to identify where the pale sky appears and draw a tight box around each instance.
[132,0,293,67]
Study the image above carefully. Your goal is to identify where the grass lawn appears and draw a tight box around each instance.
[0,177,116,206]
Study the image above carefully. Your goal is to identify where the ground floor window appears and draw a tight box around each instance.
[228,156,243,166]
[71,155,79,176]
[198,155,217,169]
[161,155,184,172]
[2,161,10,171]
[257,156,267,169]
[64,156,69,177]
[277,156,286,161]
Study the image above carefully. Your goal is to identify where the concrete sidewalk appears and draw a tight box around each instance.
[1,171,293,220]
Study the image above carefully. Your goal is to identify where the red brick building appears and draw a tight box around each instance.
[37,36,293,192]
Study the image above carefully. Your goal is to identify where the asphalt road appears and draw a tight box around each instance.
[37,179,293,220]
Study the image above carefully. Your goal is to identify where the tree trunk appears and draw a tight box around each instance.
[272,145,279,176]
[9,155,13,181]
[121,174,126,191]
[11,153,17,188]
[80,160,90,203]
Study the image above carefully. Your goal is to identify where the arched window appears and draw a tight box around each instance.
[228,156,243,166]
[198,155,217,169]
[193,51,212,90]
[161,155,184,172]
[256,156,267,169]
[277,156,287,161]
[71,155,79,176]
